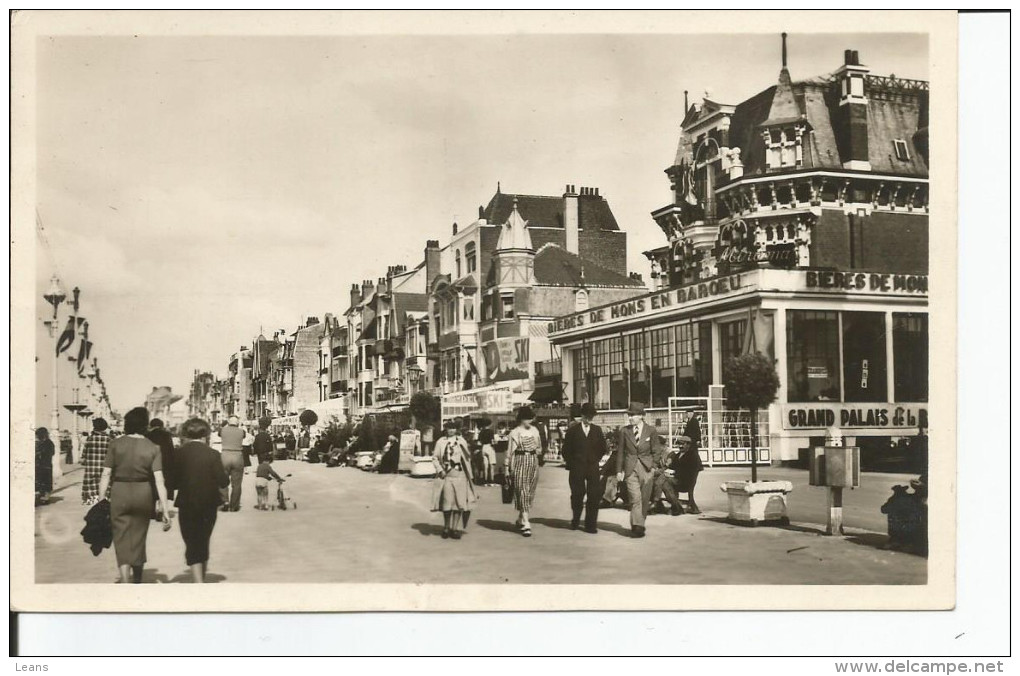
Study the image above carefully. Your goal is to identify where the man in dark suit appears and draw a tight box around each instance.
[563,403,608,534]
[616,401,664,538]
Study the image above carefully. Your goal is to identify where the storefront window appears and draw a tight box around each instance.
[893,313,928,402]
[625,332,650,407]
[650,327,675,407]
[787,311,840,402]
[572,344,591,404]
[842,312,887,402]
[608,336,627,409]
[719,319,748,384]
[675,322,707,397]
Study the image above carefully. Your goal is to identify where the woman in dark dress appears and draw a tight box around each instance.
[677,414,706,514]
[170,418,229,583]
[378,433,400,474]
[97,407,171,584]
[35,427,55,502]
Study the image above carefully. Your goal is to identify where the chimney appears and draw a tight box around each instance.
[361,278,375,300]
[563,184,579,255]
[835,48,871,170]
[350,283,362,308]
[452,222,458,235]
[425,239,442,286]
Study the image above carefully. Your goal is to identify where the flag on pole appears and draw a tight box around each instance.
[55,317,76,355]
[77,340,93,375]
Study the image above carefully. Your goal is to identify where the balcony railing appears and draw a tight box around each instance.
[535,359,562,377]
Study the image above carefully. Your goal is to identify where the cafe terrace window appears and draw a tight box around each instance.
[719,319,748,385]
[842,312,888,402]
[572,343,591,404]
[678,321,712,397]
[649,327,675,408]
[608,337,627,409]
[893,313,929,402]
[786,310,841,402]
[626,332,650,407]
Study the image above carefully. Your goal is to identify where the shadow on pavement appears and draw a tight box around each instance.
[168,572,228,583]
[49,481,81,496]
[411,522,446,537]
[475,519,519,534]
[138,569,228,583]
[529,517,634,537]
[35,495,65,507]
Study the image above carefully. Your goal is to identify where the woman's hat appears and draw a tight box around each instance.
[627,401,646,416]
[443,419,459,430]
[516,405,536,422]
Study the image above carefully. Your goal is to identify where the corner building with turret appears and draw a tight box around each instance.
[549,40,930,470]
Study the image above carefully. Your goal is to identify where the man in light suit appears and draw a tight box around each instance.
[616,401,663,538]
[563,403,609,534]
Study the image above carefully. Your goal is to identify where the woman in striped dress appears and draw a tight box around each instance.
[505,406,543,537]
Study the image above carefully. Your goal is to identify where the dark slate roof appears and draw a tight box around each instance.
[482,190,620,231]
[533,244,644,288]
[394,292,428,313]
[725,72,929,177]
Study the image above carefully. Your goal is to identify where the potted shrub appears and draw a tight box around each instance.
[720,352,792,526]
[408,391,441,477]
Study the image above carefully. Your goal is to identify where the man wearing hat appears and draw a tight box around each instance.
[616,401,663,537]
[562,402,609,533]
[650,436,691,516]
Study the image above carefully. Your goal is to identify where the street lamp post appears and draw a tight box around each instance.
[43,275,66,481]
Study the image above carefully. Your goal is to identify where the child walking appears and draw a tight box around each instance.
[255,456,284,510]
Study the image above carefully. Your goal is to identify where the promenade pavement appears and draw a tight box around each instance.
[34,458,925,585]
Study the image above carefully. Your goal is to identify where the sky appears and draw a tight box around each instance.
[34,31,929,414]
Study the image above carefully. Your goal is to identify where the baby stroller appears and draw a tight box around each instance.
[270,475,297,511]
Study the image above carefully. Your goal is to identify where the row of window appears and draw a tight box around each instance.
[787,310,927,403]
[572,322,714,409]
[569,310,929,409]
[454,241,477,279]
[434,293,515,335]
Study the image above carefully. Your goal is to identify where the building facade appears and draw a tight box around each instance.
[552,44,929,467]
[431,185,647,420]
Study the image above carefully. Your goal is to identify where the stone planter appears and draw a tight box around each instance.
[720,480,794,526]
[410,455,438,478]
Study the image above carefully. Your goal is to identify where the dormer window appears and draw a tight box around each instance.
[893,139,910,161]
[763,125,803,171]
[574,289,589,312]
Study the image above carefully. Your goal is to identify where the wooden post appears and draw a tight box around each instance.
[827,486,844,535]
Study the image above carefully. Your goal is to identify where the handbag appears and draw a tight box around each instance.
[501,473,514,504]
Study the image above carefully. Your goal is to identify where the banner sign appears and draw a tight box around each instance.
[443,386,514,420]
[783,404,928,430]
[804,271,928,294]
[482,337,530,382]
[548,273,748,334]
